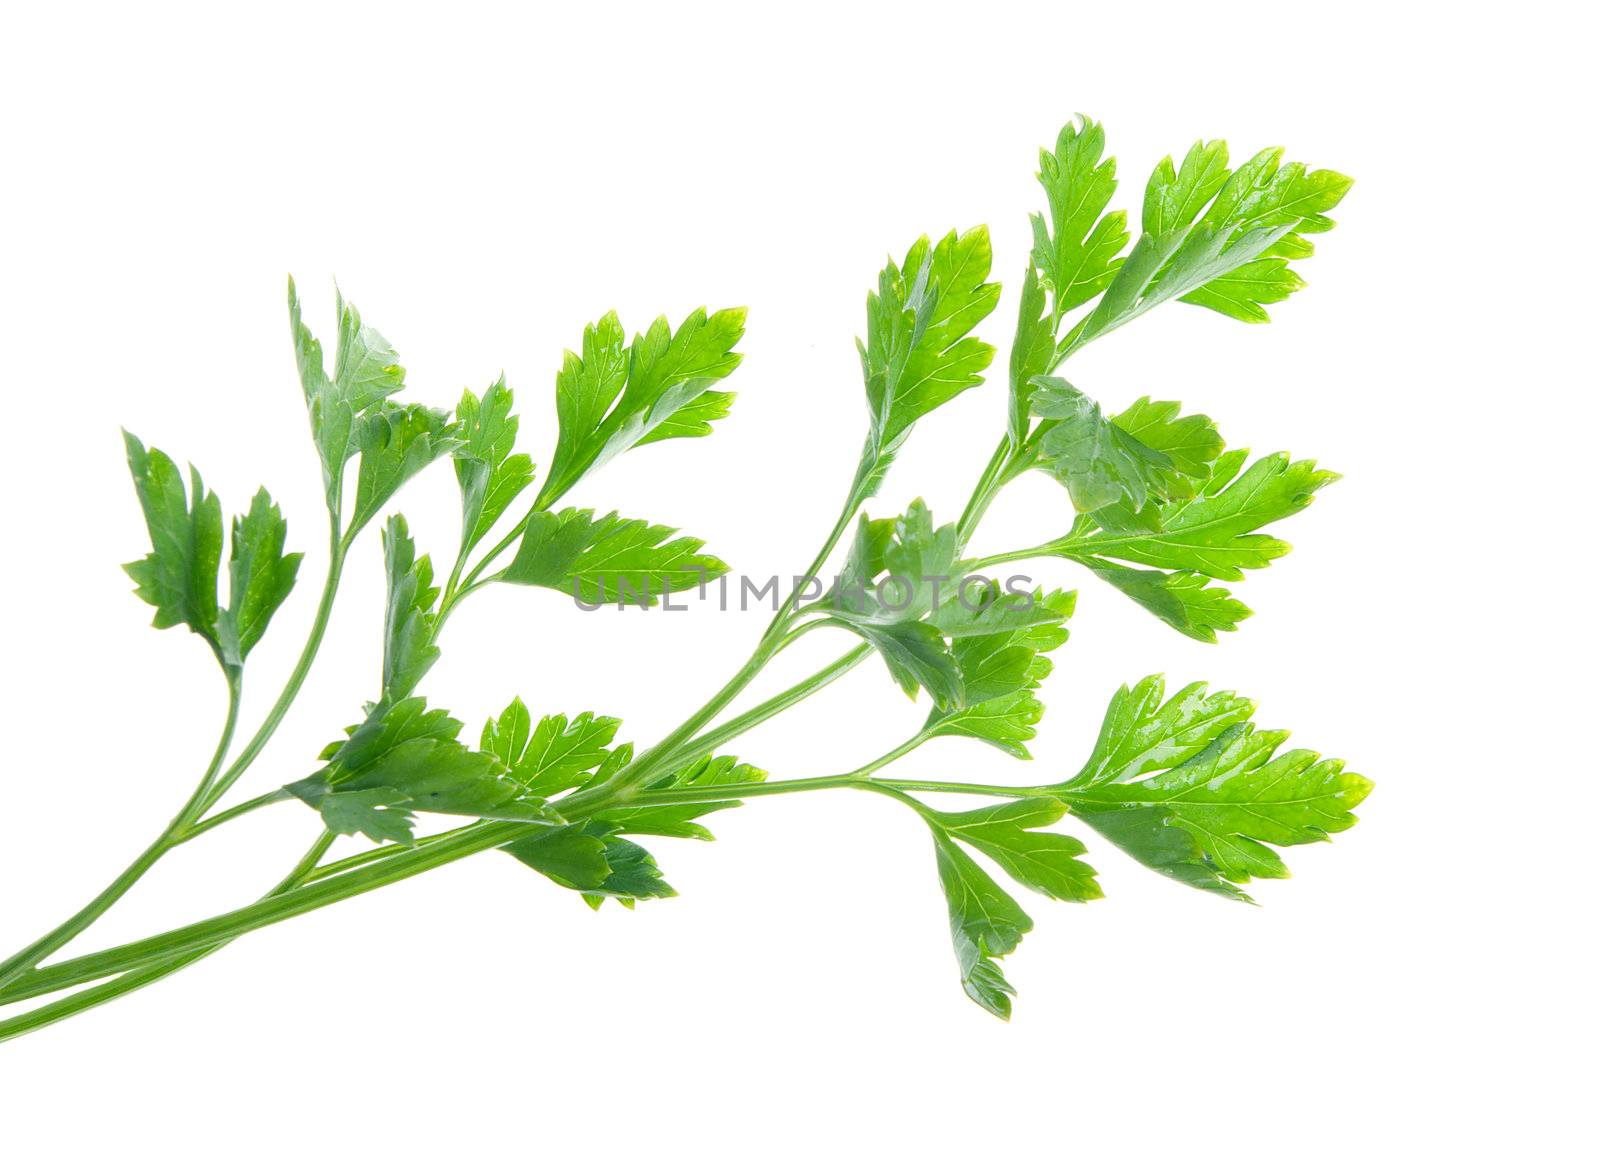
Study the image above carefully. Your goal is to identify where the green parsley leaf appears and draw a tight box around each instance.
[454,377,537,558]
[859,228,1000,448]
[331,288,408,409]
[1077,560,1252,643]
[826,504,1066,711]
[293,698,560,844]
[1177,151,1353,323]
[880,500,960,617]
[346,404,460,536]
[122,431,223,646]
[287,280,410,512]
[1029,378,1188,513]
[480,699,624,798]
[925,582,1064,641]
[1067,142,1351,350]
[1070,806,1246,900]
[819,502,966,708]
[853,621,965,710]
[923,587,1075,757]
[1065,675,1256,788]
[599,754,760,840]
[929,829,1032,1019]
[1110,396,1225,486]
[495,728,681,908]
[1058,676,1370,894]
[501,508,728,606]
[380,517,440,704]
[124,434,302,669]
[216,489,303,668]
[1179,257,1306,324]
[504,823,677,909]
[505,748,755,908]
[578,836,677,909]
[1053,450,1339,581]
[839,513,899,595]
[1051,675,1257,896]
[542,307,745,507]
[503,824,610,889]
[1142,138,1231,240]
[545,311,627,505]
[1008,265,1056,445]
[639,388,737,444]
[1014,442,1334,640]
[930,798,1101,903]
[930,693,1045,760]
[828,500,959,622]
[1029,115,1129,318]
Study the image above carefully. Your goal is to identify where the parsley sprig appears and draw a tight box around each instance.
[0,116,1366,1038]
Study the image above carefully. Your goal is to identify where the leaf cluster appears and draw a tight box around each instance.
[69,114,1370,1043]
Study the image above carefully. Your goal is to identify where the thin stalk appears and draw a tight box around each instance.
[448,504,534,613]
[763,475,870,641]
[771,617,833,654]
[670,643,874,769]
[964,543,1059,572]
[436,564,495,629]
[611,469,874,796]
[595,642,775,803]
[0,510,343,993]
[0,772,1045,1005]
[851,778,941,818]
[957,437,1015,547]
[853,730,933,776]
[301,827,466,883]
[0,387,1056,1027]
[1,820,571,1000]
[651,425,1029,780]
[172,788,291,843]
[441,464,574,628]
[0,488,518,1035]
[0,672,243,990]
[195,522,348,814]
[0,831,336,1044]
[651,775,1044,806]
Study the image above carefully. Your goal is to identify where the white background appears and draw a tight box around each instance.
[1,2,1593,1171]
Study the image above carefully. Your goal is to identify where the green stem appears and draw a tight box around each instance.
[0,831,336,1044]
[763,476,870,641]
[0,489,522,1036]
[853,730,933,776]
[957,438,1015,548]
[965,542,1059,572]
[0,772,1044,1006]
[0,509,344,996]
[436,564,495,629]
[447,505,534,616]
[620,460,876,790]
[851,778,941,818]
[195,523,347,815]
[601,642,776,801]
[0,818,572,1002]
[171,789,292,843]
[0,401,1039,1027]
[651,429,1024,780]
[670,643,874,769]
[605,774,1042,808]
[300,827,465,884]
[611,469,875,797]
[0,672,243,990]
[771,617,832,654]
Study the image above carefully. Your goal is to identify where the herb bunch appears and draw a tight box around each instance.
[0,117,1366,1038]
